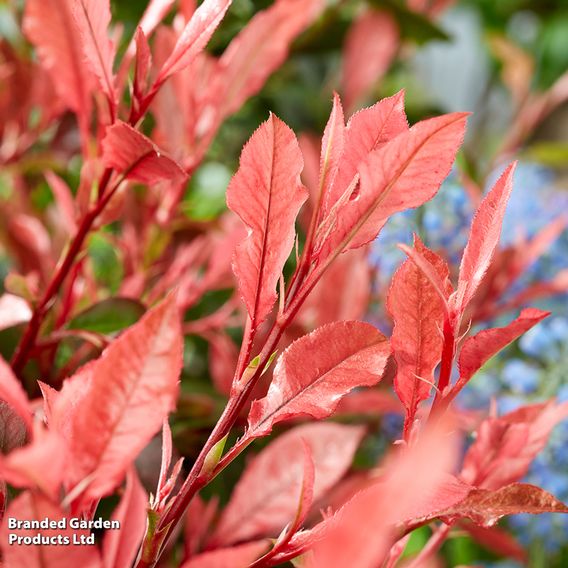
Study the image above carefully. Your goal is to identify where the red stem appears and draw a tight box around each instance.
[11,169,114,377]
[136,262,329,567]
[429,316,457,417]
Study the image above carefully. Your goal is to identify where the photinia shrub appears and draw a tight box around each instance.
[0,1,567,567]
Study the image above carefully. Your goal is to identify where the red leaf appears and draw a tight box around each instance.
[45,171,77,235]
[387,237,451,423]
[133,27,152,100]
[455,163,516,312]
[252,442,316,567]
[0,355,32,430]
[227,114,308,326]
[247,321,391,438]
[437,483,568,527]
[102,469,148,568]
[185,495,219,558]
[208,333,239,396]
[342,10,399,112]
[298,248,371,327]
[210,0,325,121]
[156,0,231,84]
[102,121,188,186]
[461,401,568,489]
[460,522,526,562]
[315,93,346,214]
[138,0,177,36]
[334,388,402,416]
[309,419,459,568]
[453,308,549,395]
[320,91,408,221]
[73,0,117,111]
[0,491,102,567]
[63,295,183,501]
[181,541,269,568]
[398,241,452,309]
[210,422,364,546]
[317,112,467,259]
[0,424,66,500]
[23,0,92,127]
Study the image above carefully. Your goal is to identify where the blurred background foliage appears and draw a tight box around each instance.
[1,0,568,565]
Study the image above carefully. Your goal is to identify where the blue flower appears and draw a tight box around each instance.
[501,359,540,394]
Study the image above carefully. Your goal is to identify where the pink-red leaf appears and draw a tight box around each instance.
[182,541,268,568]
[156,0,231,83]
[64,295,183,501]
[73,0,117,110]
[398,241,452,309]
[320,91,408,221]
[0,491,102,567]
[247,321,391,438]
[461,401,568,489]
[45,171,77,235]
[227,114,307,326]
[455,163,516,312]
[298,248,372,327]
[0,424,66,499]
[460,522,526,562]
[210,0,325,121]
[102,121,188,186]
[387,238,451,422]
[318,112,467,258]
[210,422,364,546]
[309,419,459,568]
[437,483,568,527]
[314,93,346,215]
[342,10,399,112]
[102,469,148,568]
[23,0,92,125]
[454,308,549,394]
[133,27,152,100]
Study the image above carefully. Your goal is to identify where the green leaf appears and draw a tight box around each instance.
[67,298,145,334]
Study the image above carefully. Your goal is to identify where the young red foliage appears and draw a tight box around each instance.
[461,402,568,490]
[210,423,364,547]
[455,163,516,312]
[23,0,93,132]
[247,321,391,438]
[227,114,307,327]
[61,295,183,503]
[102,470,149,568]
[319,91,408,223]
[154,0,232,85]
[73,0,117,114]
[460,522,526,563]
[102,122,188,187]
[3,1,568,563]
[0,424,66,500]
[387,237,452,433]
[181,541,268,568]
[317,112,468,259]
[307,419,459,568]
[342,9,399,112]
[208,0,325,123]
[436,483,568,527]
[451,307,550,397]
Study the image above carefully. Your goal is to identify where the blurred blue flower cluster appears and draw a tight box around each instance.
[372,161,568,556]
